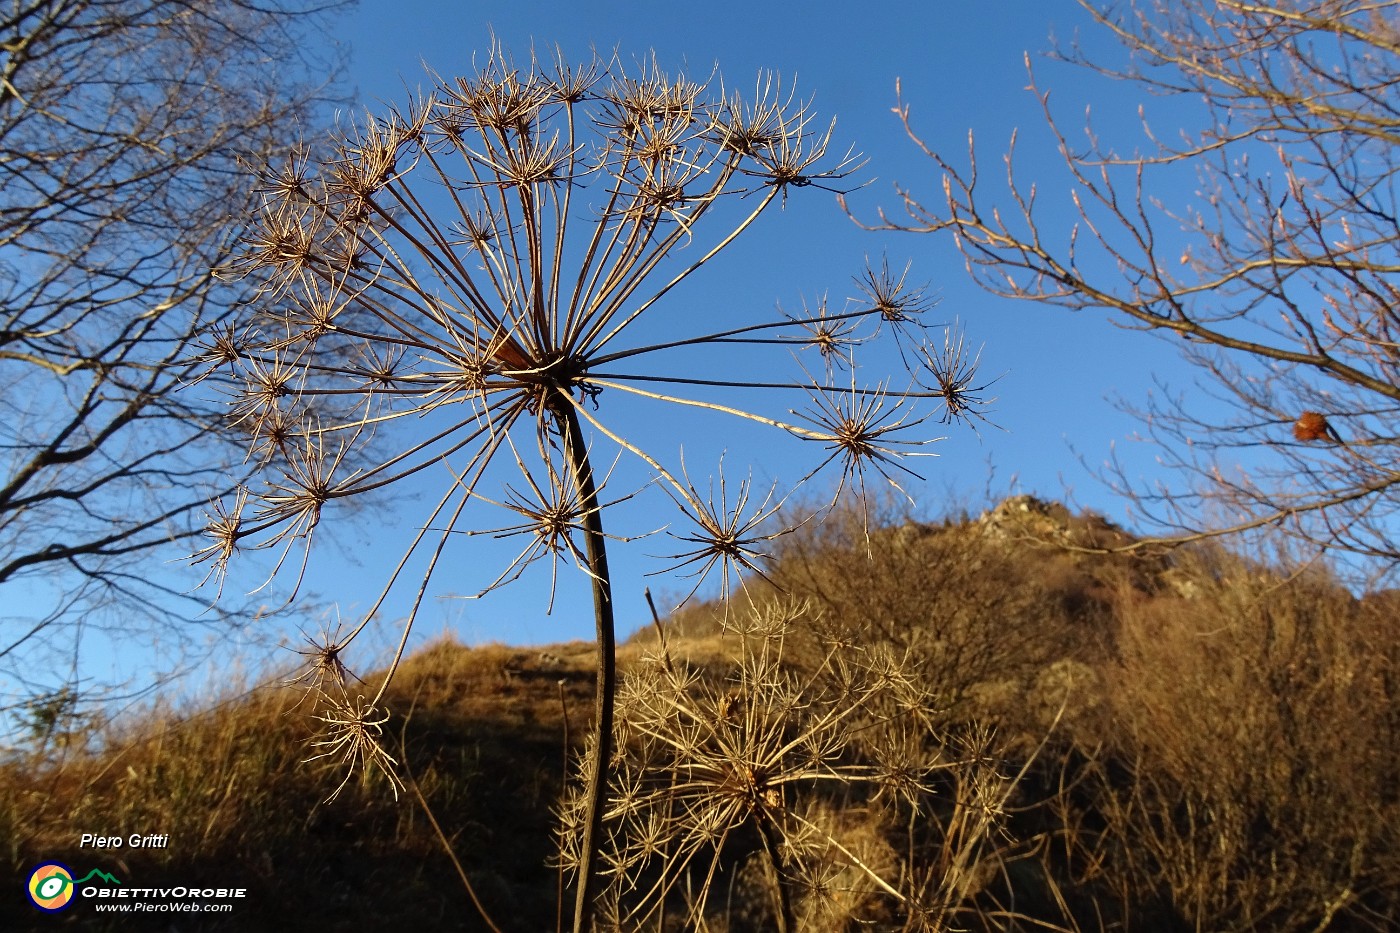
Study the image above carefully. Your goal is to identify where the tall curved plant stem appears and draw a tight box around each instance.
[555,400,616,933]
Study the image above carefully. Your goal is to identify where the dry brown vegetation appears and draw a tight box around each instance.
[4,496,1397,931]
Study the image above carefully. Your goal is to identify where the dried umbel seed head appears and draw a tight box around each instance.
[563,597,941,923]
[195,54,990,928]
[304,694,404,802]
[855,256,930,327]
[1293,410,1336,442]
[288,625,358,698]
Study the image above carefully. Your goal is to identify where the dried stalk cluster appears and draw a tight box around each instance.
[557,598,1020,931]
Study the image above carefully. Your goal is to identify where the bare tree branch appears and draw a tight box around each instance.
[854,0,1400,579]
[0,0,350,712]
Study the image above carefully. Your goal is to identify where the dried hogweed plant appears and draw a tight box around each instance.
[558,598,998,931]
[191,45,991,930]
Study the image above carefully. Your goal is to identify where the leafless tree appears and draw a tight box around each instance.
[854,0,1400,580]
[0,1,347,716]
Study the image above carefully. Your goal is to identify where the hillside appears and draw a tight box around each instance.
[4,497,1397,931]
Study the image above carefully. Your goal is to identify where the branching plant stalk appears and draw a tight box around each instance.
[554,396,615,933]
[200,48,995,926]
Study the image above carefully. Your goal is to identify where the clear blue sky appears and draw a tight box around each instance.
[29,1,1219,707]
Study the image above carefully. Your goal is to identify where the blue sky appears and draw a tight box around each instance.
[15,1,1223,708]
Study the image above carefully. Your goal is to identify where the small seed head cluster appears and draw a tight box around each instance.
[556,599,951,927]
[304,692,404,802]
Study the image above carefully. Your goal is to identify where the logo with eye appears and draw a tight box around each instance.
[26,863,121,911]
[27,863,76,912]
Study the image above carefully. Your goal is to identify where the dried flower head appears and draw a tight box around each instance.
[304,693,404,802]
[557,599,939,927]
[202,48,978,630]
[792,373,938,505]
[653,460,794,604]
[188,324,249,384]
[786,293,864,377]
[194,45,991,928]
[856,256,931,329]
[917,322,1000,428]
[287,617,360,699]
[190,487,250,599]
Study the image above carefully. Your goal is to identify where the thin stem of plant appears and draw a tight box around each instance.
[555,397,615,933]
